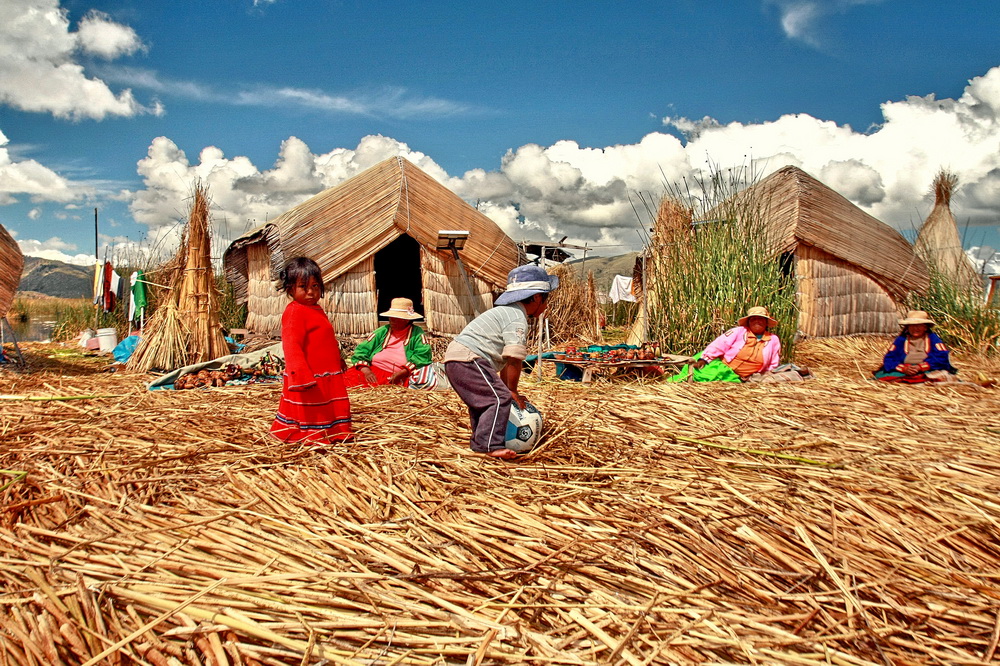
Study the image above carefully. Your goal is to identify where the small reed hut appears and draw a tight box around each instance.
[224,157,521,336]
[914,170,982,294]
[0,223,24,316]
[740,166,930,337]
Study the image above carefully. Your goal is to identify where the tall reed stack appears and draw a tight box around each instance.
[128,183,229,372]
[915,170,982,294]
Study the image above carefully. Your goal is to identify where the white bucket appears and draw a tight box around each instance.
[96,327,118,352]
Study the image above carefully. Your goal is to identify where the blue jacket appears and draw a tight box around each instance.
[881,330,955,373]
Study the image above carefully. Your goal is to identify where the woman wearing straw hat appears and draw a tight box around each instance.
[874,310,957,383]
[344,297,439,390]
[673,306,807,383]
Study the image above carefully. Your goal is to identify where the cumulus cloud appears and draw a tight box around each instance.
[109,66,1000,260]
[0,129,87,203]
[967,246,1000,276]
[16,237,94,265]
[76,10,144,59]
[765,0,885,48]
[127,134,447,252]
[0,0,158,120]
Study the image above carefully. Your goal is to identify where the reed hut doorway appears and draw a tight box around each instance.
[374,235,424,317]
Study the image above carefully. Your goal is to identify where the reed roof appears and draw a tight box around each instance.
[0,223,24,315]
[224,157,520,298]
[744,166,930,299]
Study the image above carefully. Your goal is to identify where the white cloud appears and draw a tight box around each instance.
[0,128,87,203]
[765,0,884,48]
[112,66,1000,260]
[76,10,144,59]
[27,208,41,220]
[100,67,478,119]
[16,237,93,265]
[0,0,157,120]
[967,246,1000,276]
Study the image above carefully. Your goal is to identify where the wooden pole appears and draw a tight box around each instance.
[450,243,482,316]
[94,208,99,329]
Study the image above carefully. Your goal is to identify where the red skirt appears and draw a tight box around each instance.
[343,366,395,388]
[271,373,353,443]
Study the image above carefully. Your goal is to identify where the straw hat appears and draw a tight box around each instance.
[737,306,778,328]
[899,310,935,326]
[494,264,560,306]
[380,297,423,320]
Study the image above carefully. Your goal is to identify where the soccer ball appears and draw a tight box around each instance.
[505,401,544,453]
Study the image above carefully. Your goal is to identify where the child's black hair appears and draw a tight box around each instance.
[278,257,325,296]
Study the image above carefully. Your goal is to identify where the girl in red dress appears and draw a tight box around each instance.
[270,257,353,443]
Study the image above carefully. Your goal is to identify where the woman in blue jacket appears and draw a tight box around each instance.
[875,310,957,383]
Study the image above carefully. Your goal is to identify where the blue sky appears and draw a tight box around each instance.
[1,0,999,271]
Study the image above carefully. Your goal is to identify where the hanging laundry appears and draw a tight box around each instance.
[97,261,119,312]
[129,270,149,323]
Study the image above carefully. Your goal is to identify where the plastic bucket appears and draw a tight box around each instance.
[96,327,118,352]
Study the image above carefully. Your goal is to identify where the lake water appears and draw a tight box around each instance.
[5,317,57,343]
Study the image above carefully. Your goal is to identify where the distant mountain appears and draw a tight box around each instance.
[565,252,638,293]
[18,256,93,299]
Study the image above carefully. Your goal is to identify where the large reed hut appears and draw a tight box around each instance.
[0,222,24,316]
[224,157,521,336]
[745,166,930,337]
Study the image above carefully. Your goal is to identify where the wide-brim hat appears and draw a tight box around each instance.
[899,310,935,326]
[737,306,778,328]
[380,297,423,320]
[495,264,560,306]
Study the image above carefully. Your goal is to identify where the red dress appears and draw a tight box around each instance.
[270,301,353,443]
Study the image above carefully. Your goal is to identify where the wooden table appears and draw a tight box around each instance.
[543,356,691,383]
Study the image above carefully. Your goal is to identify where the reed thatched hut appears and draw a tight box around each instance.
[744,166,930,337]
[224,157,521,336]
[632,166,931,343]
[914,170,982,293]
[0,223,24,316]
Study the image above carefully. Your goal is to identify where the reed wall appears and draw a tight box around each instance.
[245,242,285,335]
[796,244,902,337]
[0,223,24,314]
[421,249,492,335]
[326,257,378,336]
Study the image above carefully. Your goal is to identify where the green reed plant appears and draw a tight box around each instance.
[909,265,1000,355]
[217,273,247,333]
[637,163,798,359]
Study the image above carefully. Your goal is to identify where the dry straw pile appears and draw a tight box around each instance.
[2,339,1000,665]
[128,183,229,373]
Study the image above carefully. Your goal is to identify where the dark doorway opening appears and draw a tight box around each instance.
[373,235,424,317]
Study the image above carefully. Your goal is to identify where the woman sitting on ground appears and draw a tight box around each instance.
[874,310,957,383]
[342,298,440,390]
[674,306,808,382]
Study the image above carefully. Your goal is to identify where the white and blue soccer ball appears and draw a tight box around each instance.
[505,401,544,453]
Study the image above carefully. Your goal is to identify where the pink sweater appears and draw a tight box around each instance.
[701,326,781,374]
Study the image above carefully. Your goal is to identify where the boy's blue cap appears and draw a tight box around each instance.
[494,264,560,306]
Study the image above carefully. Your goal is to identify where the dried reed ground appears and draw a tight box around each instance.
[1,338,999,665]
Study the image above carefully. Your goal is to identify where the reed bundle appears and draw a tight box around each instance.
[176,183,229,364]
[915,171,982,295]
[128,184,229,373]
[537,263,601,345]
[2,340,1000,665]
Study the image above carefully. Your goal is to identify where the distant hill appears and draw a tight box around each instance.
[18,256,93,299]
[565,252,638,293]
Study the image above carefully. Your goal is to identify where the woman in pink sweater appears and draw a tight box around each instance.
[692,306,783,381]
